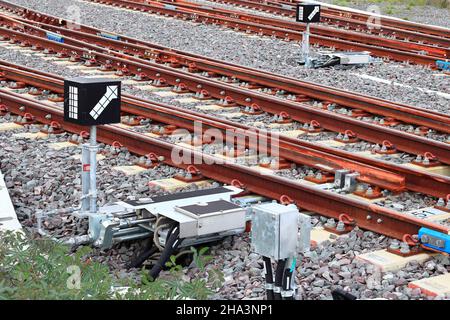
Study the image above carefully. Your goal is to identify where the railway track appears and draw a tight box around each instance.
[145,0,450,52]
[0,55,449,243]
[0,0,449,302]
[1,60,449,196]
[0,0,446,241]
[76,0,450,66]
[265,0,450,38]
[208,0,450,40]
[3,4,449,131]
[0,3,448,165]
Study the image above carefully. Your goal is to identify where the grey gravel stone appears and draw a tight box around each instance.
[6,0,450,115]
[1,0,449,300]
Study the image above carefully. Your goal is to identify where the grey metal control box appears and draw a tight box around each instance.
[119,187,246,239]
[251,203,299,260]
[174,200,246,237]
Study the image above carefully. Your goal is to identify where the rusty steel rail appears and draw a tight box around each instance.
[0,64,403,192]
[1,60,449,199]
[139,0,449,57]
[278,0,450,39]
[81,0,445,66]
[2,7,449,130]
[0,21,449,165]
[207,0,450,42]
[1,88,449,241]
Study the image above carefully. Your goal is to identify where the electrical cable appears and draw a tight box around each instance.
[128,243,158,269]
[313,56,340,68]
[282,268,294,300]
[153,216,171,251]
[332,288,357,300]
[282,258,297,300]
[148,223,180,280]
[274,259,286,300]
[263,256,274,300]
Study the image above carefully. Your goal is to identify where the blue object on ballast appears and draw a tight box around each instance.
[46,32,64,43]
[419,227,450,254]
[436,60,450,71]
[99,32,120,41]
[163,4,177,10]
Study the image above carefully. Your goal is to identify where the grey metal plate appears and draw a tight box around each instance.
[179,200,241,216]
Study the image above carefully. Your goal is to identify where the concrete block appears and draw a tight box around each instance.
[279,129,307,138]
[148,178,213,191]
[85,73,120,79]
[143,132,160,138]
[402,163,450,177]
[113,165,147,176]
[48,141,77,150]
[268,123,295,129]
[310,227,338,246]
[405,207,450,222]
[424,165,450,177]
[409,273,450,296]
[220,112,245,119]
[356,249,432,272]
[115,123,143,129]
[250,166,277,175]
[175,97,213,104]
[133,84,167,91]
[316,139,346,148]
[53,60,73,66]
[194,104,228,111]
[66,65,92,70]
[214,153,258,163]
[41,56,66,61]
[20,93,43,100]
[346,193,385,203]
[12,132,47,140]
[20,49,34,53]
[152,90,181,97]
[250,121,266,128]
[0,122,22,132]
[78,68,109,74]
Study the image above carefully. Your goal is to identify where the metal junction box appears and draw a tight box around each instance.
[174,200,245,237]
[64,77,121,126]
[119,186,246,238]
[330,52,372,65]
[251,203,299,260]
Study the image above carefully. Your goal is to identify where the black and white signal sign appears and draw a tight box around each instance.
[296,3,321,23]
[64,77,121,126]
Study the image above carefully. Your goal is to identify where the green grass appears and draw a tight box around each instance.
[0,231,223,300]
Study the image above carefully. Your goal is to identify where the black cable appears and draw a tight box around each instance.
[128,244,158,269]
[263,256,274,300]
[313,57,340,68]
[273,259,286,300]
[331,288,357,300]
[148,223,180,280]
[282,268,294,300]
